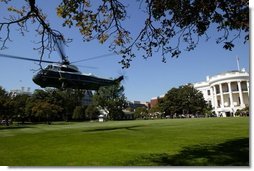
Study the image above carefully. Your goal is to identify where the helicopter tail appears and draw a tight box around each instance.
[114,75,124,83]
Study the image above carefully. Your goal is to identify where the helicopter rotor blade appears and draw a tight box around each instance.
[55,38,67,62]
[75,65,98,69]
[0,53,59,64]
[71,53,117,64]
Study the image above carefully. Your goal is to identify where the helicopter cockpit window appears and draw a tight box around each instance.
[53,66,60,71]
[46,65,59,71]
[45,65,52,70]
[61,67,78,72]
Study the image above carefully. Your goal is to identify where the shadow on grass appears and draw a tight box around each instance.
[50,122,74,125]
[0,126,34,130]
[128,138,249,166]
[83,125,143,132]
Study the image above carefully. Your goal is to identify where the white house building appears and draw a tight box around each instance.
[193,69,249,117]
[10,87,32,97]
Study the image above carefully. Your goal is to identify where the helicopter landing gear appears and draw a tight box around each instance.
[61,81,67,89]
[59,72,67,89]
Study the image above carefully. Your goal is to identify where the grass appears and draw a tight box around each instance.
[0,117,249,166]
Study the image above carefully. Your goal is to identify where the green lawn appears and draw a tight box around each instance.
[0,117,249,166]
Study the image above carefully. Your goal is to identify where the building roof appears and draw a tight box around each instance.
[193,69,249,87]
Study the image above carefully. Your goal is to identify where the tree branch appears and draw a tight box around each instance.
[0,0,67,63]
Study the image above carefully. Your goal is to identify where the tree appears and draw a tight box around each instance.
[31,101,63,124]
[57,89,86,121]
[235,105,249,116]
[0,86,9,116]
[159,87,180,115]
[93,83,127,120]
[10,94,30,124]
[149,104,163,118]
[0,0,249,68]
[85,104,100,120]
[134,107,148,119]
[25,89,63,123]
[72,105,86,121]
[149,104,162,114]
[160,84,209,116]
[0,86,12,125]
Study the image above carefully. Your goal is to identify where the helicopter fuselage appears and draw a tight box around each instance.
[32,65,123,90]
[1,53,122,90]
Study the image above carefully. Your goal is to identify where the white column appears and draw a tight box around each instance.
[219,83,224,108]
[228,82,233,107]
[247,81,249,96]
[237,81,244,107]
[210,87,215,107]
[213,86,218,110]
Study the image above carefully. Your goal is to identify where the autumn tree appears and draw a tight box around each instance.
[25,89,63,123]
[0,0,249,68]
[31,101,63,124]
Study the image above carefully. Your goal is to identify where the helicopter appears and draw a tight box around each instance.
[0,48,123,90]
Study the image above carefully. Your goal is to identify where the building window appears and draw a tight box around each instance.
[231,82,238,91]
[217,100,220,107]
[241,82,247,91]
[207,90,210,95]
[222,83,229,92]
[215,86,220,94]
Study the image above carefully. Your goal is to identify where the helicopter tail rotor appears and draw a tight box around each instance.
[115,75,124,83]
[118,69,128,81]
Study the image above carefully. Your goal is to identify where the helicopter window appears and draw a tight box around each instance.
[52,66,60,71]
[48,66,59,71]
[61,67,78,72]
[72,74,80,79]
[45,65,52,70]
[45,65,60,71]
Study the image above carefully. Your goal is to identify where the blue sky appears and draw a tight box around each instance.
[0,0,250,102]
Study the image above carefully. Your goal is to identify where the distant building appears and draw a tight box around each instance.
[81,90,93,106]
[127,101,149,111]
[150,95,164,108]
[10,87,32,97]
[193,69,249,117]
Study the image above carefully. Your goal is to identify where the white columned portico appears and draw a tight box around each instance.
[237,81,244,107]
[193,70,249,117]
[219,84,224,108]
[227,82,233,108]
